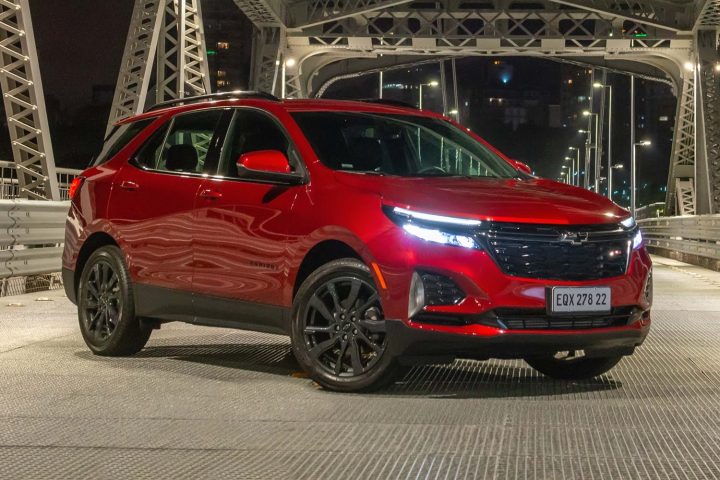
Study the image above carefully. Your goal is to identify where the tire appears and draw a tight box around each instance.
[524,351,623,380]
[291,258,403,392]
[77,245,151,356]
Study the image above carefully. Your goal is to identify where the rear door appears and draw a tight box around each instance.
[109,109,227,318]
[192,107,304,332]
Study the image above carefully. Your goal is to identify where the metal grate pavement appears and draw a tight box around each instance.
[0,256,718,479]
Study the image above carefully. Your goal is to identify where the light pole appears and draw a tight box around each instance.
[577,130,591,189]
[561,165,570,184]
[631,140,651,216]
[563,157,573,185]
[582,110,600,193]
[594,82,613,199]
[568,146,581,186]
[419,80,439,109]
[609,164,623,201]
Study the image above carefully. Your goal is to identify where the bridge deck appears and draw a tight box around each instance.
[1,256,719,479]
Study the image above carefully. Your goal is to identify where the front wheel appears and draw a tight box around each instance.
[291,258,404,392]
[525,351,623,380]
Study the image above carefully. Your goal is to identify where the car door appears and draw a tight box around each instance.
[109,108,227,318]
[192,107,304,332]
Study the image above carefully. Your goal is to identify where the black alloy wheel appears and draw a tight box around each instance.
[78,246,151,356]
[83,260,121,341]
[291,259,404,392]
[303,276,385,377]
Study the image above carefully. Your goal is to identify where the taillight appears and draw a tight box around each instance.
[68,177,85,200]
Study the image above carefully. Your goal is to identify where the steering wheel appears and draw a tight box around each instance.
[417,166,447,175]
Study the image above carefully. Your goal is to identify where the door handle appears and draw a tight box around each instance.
[199,188,223,200]
[119,180,139,191]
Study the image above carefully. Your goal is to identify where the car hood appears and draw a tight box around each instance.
[334,173,628,225]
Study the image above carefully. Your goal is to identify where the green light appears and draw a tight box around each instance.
[207,49,217,56]
[633,33,648,38]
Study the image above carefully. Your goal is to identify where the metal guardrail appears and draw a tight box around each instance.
[635,202,666,220]
[639,215,720,269]
[0,199,69,280]
[0,160,82,201]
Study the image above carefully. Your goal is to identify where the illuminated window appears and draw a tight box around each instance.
[217,41,230,50]
[217,79,231,87]
[217,70,227,78]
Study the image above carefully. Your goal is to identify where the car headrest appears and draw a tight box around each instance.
[166,144,199,172]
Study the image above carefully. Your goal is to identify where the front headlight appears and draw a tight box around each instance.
[621,216,636,229]
[384,206,481,249]
[632,229,643,249]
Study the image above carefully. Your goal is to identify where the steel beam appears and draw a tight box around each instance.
[666,66,696,215]
[548,0,693,31]
[250,26,283,95]
[231,0,285,27]
[0,0,58,200]
[107,0,164,131]
[291,0,414,29]
[694,29,719,214]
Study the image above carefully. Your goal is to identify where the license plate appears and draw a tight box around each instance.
[549,287,611,314]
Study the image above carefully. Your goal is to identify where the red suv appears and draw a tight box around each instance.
[63,92,652,392]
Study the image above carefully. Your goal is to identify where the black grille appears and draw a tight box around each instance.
[481,223,632,281]
[494,307,637,330]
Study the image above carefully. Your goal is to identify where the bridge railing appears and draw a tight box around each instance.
[0,160,83,201]
[639,215,720,270]
[635,202,666,220]
[0,199,68,296]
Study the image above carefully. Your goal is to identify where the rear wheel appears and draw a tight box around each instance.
[291,258,403,392]
[525,351,623,380]
[77,246,151,356]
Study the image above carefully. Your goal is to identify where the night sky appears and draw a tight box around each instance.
[32,1,133,110]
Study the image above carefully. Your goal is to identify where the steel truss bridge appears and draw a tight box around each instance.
[0,0,719,216]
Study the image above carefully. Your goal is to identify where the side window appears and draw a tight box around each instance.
[92,118,154,167]
[134,110,224,173]
[220,109,299,178]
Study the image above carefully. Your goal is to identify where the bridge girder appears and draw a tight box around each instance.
[108,0,211,132]
[255,0,716,216]
[0,0,59,200]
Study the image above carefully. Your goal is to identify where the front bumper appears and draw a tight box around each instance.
[386,316,650,364]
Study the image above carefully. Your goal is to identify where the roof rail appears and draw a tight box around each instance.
[146,91,279,112]
[358,98,419,110]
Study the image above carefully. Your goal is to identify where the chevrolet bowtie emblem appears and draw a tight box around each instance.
[559,231,590,245]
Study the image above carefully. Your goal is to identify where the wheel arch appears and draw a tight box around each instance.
[291,239,365,301]
[73,232,120,299]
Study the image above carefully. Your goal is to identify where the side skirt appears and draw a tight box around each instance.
[134,283,291,336]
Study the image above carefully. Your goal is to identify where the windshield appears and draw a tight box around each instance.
[291,111,519,178]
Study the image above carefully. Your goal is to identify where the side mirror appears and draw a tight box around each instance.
[237,150,291,174]
[235,150,305,185]
[511,159,533,175]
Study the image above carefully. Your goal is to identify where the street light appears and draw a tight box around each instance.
[564,156,575,186]
[594,82,614,200]
[631,140,652,216]
[419,80,439,109]
[568,146,581,187]
[582,110,601,192]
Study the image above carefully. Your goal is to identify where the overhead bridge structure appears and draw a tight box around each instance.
[0,0,719,217]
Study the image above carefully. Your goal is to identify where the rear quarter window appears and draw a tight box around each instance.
[92,118,155,167]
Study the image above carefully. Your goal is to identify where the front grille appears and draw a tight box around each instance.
[493,306,637,330]
[481,222,632,281]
